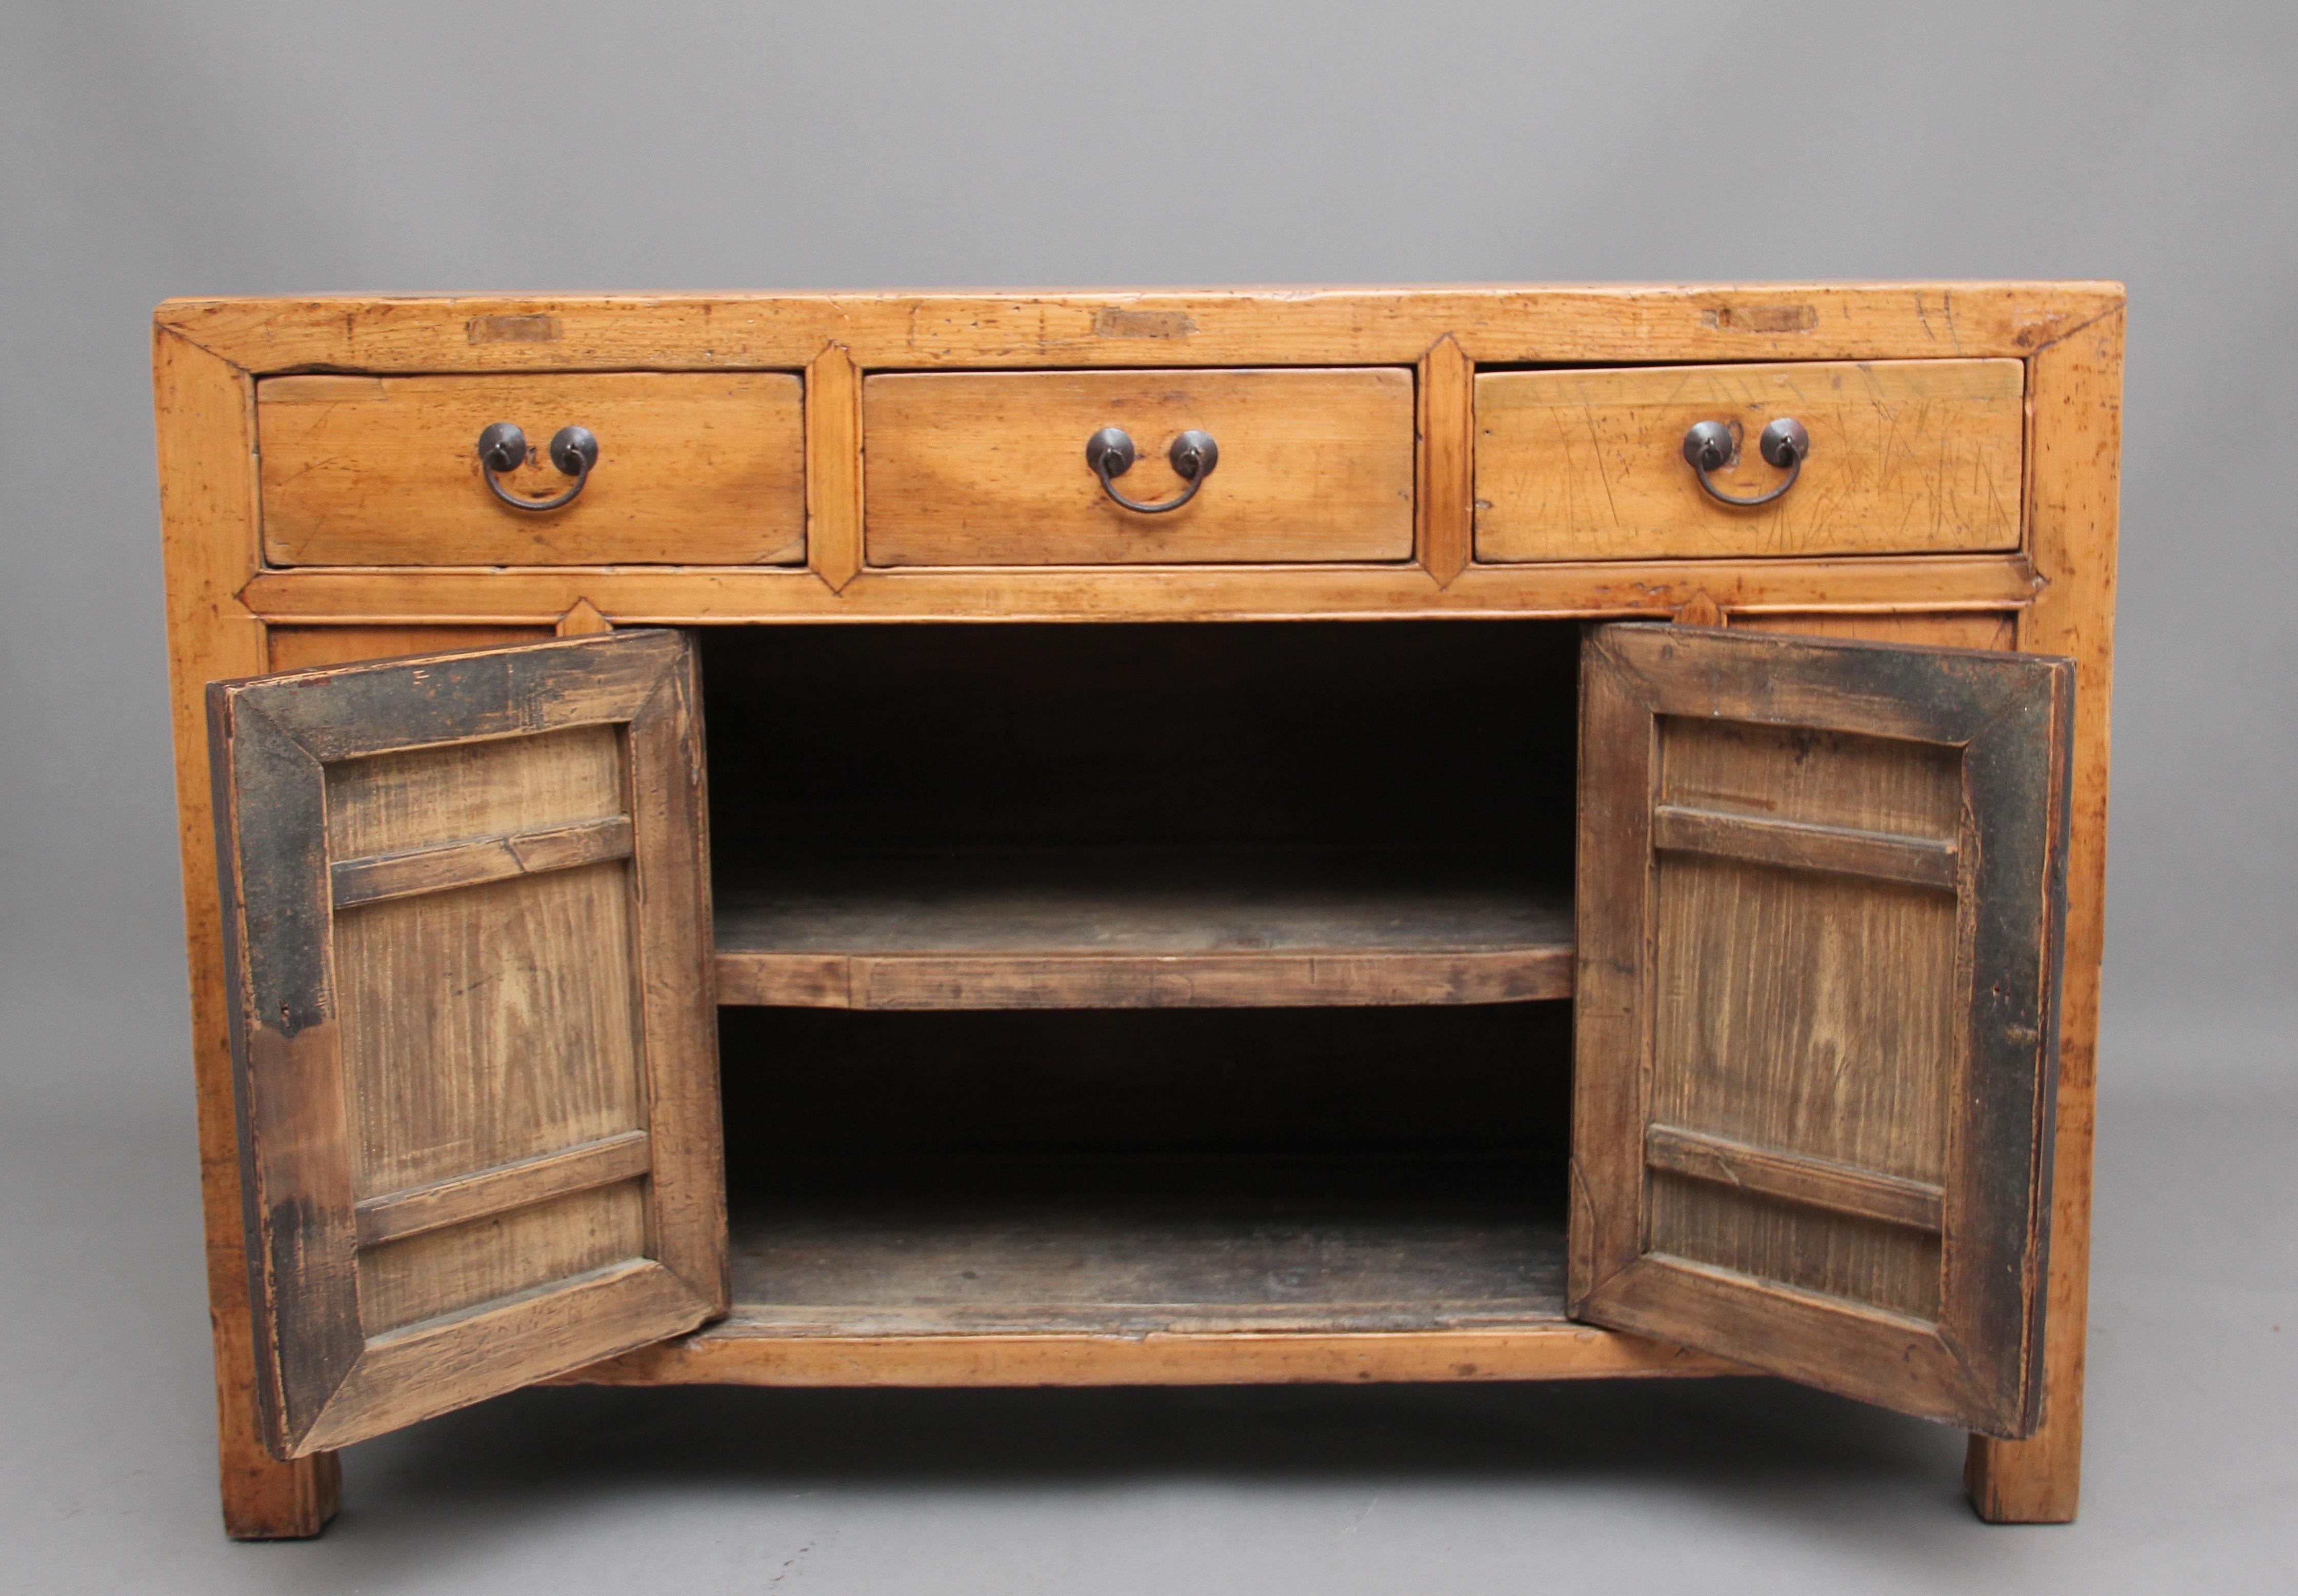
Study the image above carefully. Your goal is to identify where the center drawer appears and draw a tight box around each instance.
[862,369,1416,566]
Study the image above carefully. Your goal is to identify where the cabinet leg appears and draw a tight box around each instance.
[1968,314,2117,1528]
[1962,1048,2095,1524]
[1965,1421,2079,1524]
[221,1445,340,1540]
[206,1189,342,1537]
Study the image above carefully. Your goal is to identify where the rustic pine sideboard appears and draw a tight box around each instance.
[152,285,2122,1537]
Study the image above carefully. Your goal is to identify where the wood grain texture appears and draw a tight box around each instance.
[325,722,623,857]
[1417,336,1474,586]
[1475,361,2024,562]
[154,328,342,1539]
[706,1162,1569,1337]
[862,369,1415,565]
[257,372,805,566]
[712,857,1572,1009]
[242,635,691,761]
[1662,714,1963,835]
[269,625,552,671]
[329,814,634,907]
[555,598,613,637]
[1650,805,1959,889]
[353,1130,653,1246]
[234,553,2040,627]
[1645,1126,1945,1232]
[565,1326,1740,1388]
[155,284,2124,373]
[805,344,864,591]
[1570,624,2074,1437]
[719,949,1567,1010]
[1672,589,1725,627]
[357,1181,648,1334]
[1965,310,2123,1524]
[1729,610,2017,652]
[1648,857,1954,1322]
[333,864,645,1196]
[1649,1184,1939,1320]
[621,634,729,1305]
[207,630,724,1457]
[1651,853,1957,1174]
[1566,637,1655,1309]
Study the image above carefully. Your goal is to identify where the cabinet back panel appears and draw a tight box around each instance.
[720,1002,1572,1174]
[700,620,1580,866]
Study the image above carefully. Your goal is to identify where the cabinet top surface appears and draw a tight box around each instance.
[154,282,2124,373]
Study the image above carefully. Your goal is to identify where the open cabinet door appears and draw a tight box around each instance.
[207,630,725,1458]
[1570,625,2072,1438]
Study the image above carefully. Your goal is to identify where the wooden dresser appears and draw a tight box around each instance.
[152,284,2123,1537]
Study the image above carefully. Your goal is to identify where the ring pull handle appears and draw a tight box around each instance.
[1084,427,1220,514]
[476,423,598,512]
[1681,417,1809,508]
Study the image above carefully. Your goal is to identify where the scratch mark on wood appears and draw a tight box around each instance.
[467,315,562,345]
[1093,308,1196,341]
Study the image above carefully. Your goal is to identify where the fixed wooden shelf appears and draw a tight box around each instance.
[711,850,1575,1010]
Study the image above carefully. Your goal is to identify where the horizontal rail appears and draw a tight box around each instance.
[236,554,2041,626]
[354,1130,654,1247]
[331,815,634,909]
[1651,805,1956,890]
[1645,1123,1945,1233]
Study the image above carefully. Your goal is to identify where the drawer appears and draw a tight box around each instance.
[257,372,806,566]
[862,369,1415,566]
[1474,360,2023,562]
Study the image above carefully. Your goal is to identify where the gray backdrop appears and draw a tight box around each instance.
[3,3,2292,1591]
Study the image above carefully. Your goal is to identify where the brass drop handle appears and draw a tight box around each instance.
[1681,417,1810,508]
[476,422,598,512]
[1084,427,1220,514]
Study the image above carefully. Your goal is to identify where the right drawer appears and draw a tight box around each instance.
[1474,360,2024,562]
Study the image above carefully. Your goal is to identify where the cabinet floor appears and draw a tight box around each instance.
[707,1156,1568,1338]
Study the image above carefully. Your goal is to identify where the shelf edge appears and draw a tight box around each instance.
[712,946,1574,1010]
[551,1323,1740,1387]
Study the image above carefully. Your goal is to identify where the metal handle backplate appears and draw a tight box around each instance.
[1681,417,1809,508]
[1085,427,1220,514]
[477,423,598,512]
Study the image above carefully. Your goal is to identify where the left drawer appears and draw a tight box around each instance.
[256,372,807,566]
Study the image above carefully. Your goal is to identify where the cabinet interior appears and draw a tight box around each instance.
[698,621,1583,1337]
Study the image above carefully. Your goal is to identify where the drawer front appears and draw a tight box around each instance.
[257,373,806,566]
[863,369,1415,566]
[1474,360,2023,562]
